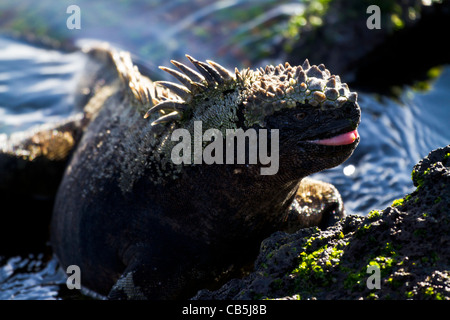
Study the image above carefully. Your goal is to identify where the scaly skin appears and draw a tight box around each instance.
[45,44,360,300]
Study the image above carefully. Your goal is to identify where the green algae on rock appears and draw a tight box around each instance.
[194,145,450,300]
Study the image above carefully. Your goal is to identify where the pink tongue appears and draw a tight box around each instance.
[311,130,359,146]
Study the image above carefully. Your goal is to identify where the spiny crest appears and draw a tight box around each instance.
[108,47,182,118]
[112,50,158,107]
[242,59,358,126]
[144,55,235,126]
[142,55,358,128]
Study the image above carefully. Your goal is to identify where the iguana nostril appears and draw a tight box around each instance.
[295,112,306,121]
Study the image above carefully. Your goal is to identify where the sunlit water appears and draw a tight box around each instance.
[0,254,65,300]
[1,0,449,300]
[0,37,87,134]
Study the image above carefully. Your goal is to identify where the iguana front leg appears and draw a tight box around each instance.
[281,178,345,233]
[107,242,216,300]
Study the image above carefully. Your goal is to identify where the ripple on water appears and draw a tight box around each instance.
[0,37,87,135]
[0,254,66,300]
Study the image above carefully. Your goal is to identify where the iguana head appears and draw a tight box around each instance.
[140,55,360,181]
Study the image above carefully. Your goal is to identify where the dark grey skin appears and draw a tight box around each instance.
[50,47,360,299]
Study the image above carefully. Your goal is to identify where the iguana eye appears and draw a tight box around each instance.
[295,112,306,121]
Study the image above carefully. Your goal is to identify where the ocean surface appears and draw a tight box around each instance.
[0,0,449,300]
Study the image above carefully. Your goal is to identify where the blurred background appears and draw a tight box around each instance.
[0,0,449,299]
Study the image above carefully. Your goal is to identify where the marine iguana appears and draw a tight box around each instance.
[1,44,360,299]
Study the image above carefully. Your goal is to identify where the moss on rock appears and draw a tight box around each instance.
[194,145,450,300]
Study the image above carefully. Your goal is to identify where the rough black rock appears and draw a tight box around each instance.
[194,145,450,300]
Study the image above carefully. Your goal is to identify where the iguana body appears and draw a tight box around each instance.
[1,44,360,299]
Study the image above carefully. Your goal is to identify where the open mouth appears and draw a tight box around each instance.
[308,129,359,146]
